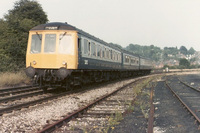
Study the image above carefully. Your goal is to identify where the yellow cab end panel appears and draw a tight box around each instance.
[26,54,77,69]
[26,30,78,69]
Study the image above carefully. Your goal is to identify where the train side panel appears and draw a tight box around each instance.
[77,35,122,70]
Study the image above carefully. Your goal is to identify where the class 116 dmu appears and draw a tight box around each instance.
[25,22,153,90]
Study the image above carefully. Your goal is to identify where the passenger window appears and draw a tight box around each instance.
[107,49,109,59]
[110,50,112,59]
[125,56,130,63]
[91,42,96,56]
[88,42,91,55]
[100,46,102,58]
[97,45,100,57]
[44,34,56,53]
[102,47,105,58]
[131,58,135,64]
[118,54,120,61]
[105,48,108,58]
[30,34,42,54]
[59,34,74,55]
[84,39,88,54]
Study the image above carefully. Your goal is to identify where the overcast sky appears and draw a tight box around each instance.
[1,0,200,51]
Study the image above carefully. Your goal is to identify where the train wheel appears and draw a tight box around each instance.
[65,77,73,91]
[42,86,48,92]
[66,82,72,91]
[39,76,43,89]
[38,76,48,92]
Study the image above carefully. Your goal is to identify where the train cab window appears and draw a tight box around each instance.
[44,34,56,53]
[30,34,42,53]
[59,34,74,55]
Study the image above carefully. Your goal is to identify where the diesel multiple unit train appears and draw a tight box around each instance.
[25,22,153,90]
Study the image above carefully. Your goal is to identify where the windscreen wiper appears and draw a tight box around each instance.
[36,32,42,40]
[59,32,67,40]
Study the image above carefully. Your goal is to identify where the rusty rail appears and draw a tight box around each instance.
[147,84,154,133]
[178,78,200,93]
[165,81,200,126]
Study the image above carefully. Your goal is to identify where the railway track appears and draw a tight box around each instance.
[0,85,38,96]
[0,79,131,116]
[147,84,155,133]
[38,76,152,133]
[0,85,74,115]
[0,88,43,103]
[165,77,200,128]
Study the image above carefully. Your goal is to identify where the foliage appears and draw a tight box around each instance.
[163,64,169,69]
[188,47,195,55]
[163,47,179,60]
[125,44,198,67]
[0,0,48,72]
[179,46,188,55]
[109,43,123,49]
[125,44,162,61]
[179,58,190,68]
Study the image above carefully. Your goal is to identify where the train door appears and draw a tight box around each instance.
[78,34,82,64]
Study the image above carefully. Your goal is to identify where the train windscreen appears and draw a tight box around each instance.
[30,34,42,54]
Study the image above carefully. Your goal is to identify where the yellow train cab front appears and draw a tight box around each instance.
[26,30,78,70]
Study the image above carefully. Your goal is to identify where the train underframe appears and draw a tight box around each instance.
[33,69,151,91]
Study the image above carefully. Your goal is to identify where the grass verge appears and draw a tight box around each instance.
[0,71,31,87]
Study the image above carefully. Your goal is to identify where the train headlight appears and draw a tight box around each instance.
[25,66,36,78]
[33,61,37,65]
[62,61,66,65]
[62,61,67,67]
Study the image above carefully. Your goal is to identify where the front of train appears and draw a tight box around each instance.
[25,22,78,87]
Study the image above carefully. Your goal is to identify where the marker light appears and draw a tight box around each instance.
[33,61,37,65]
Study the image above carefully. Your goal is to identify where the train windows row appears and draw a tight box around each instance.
[31,33,74,55]
[82,38,121,63]
[124,55,139,65]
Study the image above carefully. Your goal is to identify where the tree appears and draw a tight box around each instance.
[5,0,48,28]
[109,43,123,49]
[125,44,162,61]
[179,46,187,55]
[188,47,195,55]
[179,58,190,68]
[0,0,48,71]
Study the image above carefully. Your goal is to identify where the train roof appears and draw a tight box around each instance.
[31,22,122,51]
[30,22,76,31]
[30,22,151,60]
